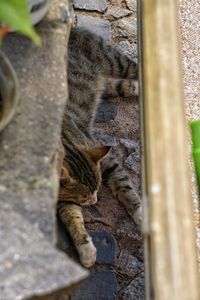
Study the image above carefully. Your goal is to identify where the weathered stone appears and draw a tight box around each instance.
[116,249,144,277]
[71,270,118,300]
[77,15,111,40]
[74,0,108,12]
[113,17,137,39]
[120,138,140,156]
[106,7,132,19]
[124,153,140,173]
[134,245,144,261]
[90,231,118,264]
[117,217,142,241]
[121,139,140,172]
[93,131,118,147]
[118,41,138,63]
[122,272,145,300]
[0,0,88,298]
[125,0,137,12]
[95,98,117,122]
[89,206,102,218]
[0,201,87,300]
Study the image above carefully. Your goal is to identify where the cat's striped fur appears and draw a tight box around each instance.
[57,28,141,267]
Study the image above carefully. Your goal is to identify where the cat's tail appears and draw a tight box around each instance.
[69,28,137,79]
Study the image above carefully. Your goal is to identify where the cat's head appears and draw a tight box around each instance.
[59,145,110,206]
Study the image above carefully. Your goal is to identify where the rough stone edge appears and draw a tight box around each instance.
[0,0,89,298]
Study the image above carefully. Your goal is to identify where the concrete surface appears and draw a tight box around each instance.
[179,0,200,253]
[0,0,88,299]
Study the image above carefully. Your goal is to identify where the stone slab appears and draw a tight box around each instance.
[113,17,137,39]
[58,226,118,266]
[93,131,118,147]
[120,138,141,172]
[77,15,111,41]
[116,249,144,277]
[0,0,88,298]
[120,138,140,156]
[106,7,132,19]
[124,153,140,173]
[1,0,70,242]
[125,0,137,12]
[117,216,143,241]
[117,41,138,63]
[95,98,117,122]
[134,245,144,261]
[122,272,145,300]
[0,201,87,300]
[71,270,118,300]
[74,0,108,12]
[88,206,102,218]
[89,231,118,264]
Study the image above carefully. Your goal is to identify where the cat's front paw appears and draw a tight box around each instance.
[78,239,97,268]
[133,206,142,225]
[133,80,139,96]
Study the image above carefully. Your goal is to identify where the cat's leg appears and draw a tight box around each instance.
[57,202,96,267]
[103,78,138,98]
[101,156,142,225]
[103,47,138,79]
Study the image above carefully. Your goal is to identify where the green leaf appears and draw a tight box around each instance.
[190,120,200,197]
[0,0,41,45]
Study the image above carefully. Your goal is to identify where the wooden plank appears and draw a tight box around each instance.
[138,1,200,299]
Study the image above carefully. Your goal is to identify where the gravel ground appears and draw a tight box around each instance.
[179,0,200,254]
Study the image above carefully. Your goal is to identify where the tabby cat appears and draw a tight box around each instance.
[57,28,142,268]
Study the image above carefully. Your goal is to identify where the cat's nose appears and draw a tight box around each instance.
[90,191,97,205]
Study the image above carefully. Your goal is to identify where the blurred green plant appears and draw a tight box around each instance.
[190,120,200,198]
[0,0,41,45]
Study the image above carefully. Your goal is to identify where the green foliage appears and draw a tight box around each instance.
[190,120,200,198]
[0,0,41,45]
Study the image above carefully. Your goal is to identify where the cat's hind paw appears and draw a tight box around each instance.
[132,206,143,225]
[78,239,97,268]
[133,80,139,96]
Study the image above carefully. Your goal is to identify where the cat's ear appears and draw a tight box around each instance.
[60,164,70,180]
[86,146,110,163]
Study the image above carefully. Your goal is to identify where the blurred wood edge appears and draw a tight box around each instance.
[137,1,200,299]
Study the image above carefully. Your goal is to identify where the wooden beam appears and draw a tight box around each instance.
[138,1,200,299]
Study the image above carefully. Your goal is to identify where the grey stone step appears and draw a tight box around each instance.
[115,249,144,277]
[90,231,118,264]
[77,15,111,41]
[0,0,88,298]
[74,0,108,13]
[95,98,118,123]
[122,272,145,300]
[0,201,88,300]
[125,0,137,12]
[71,270,118,300]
